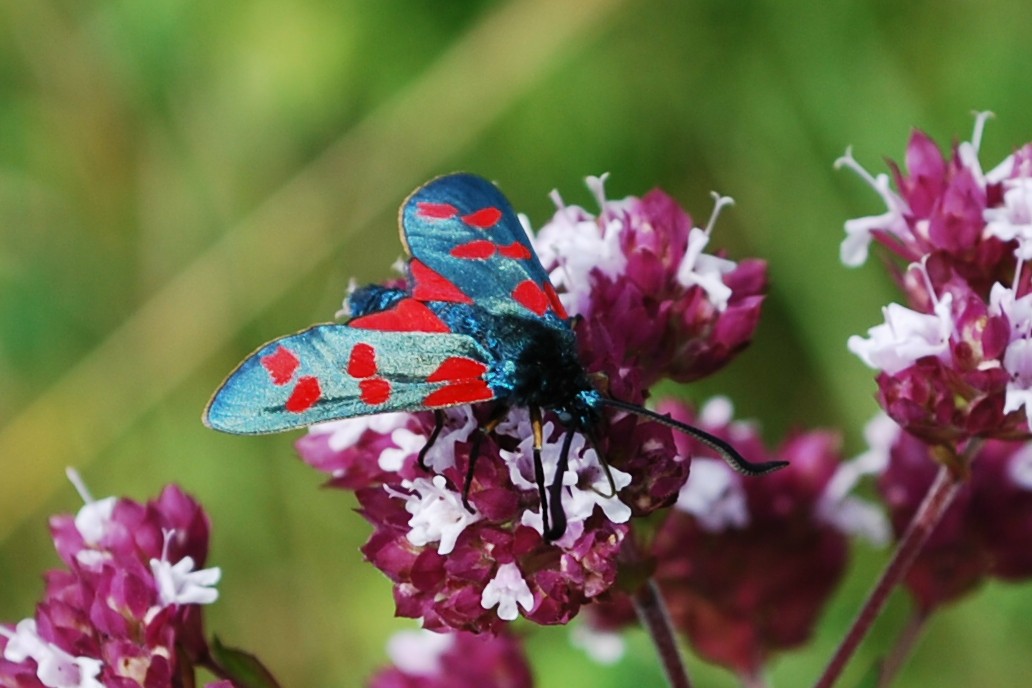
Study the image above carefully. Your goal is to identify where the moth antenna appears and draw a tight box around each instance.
[601,398,788,476]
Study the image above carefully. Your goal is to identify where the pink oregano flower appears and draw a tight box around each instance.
[584,398,881,681]
[367,628,532,688]
[872,418,1032,612]
[822,116,1032,687]
[295,175,768,633]
[840,113,1032,446]
[0,471,224,688]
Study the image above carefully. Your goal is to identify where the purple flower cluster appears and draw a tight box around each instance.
[873,419,1032,612]
[0,472,223,688]
[584,399,882,679]
[837,115,1032,663]
[367,628,531,688]
[536,175,766,392]
[294,176,767,633]
[840,113,1032,447]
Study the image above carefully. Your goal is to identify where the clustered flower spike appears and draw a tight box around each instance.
[1,472,224,688]
[841,113,1032,446]
[367,628,532,688]
[534,175,767,392]
[294,175,767,633]
[584,398,881,680]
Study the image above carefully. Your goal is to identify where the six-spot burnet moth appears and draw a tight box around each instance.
[204,173,786,539]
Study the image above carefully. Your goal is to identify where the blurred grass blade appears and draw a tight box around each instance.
[0,0,627,540]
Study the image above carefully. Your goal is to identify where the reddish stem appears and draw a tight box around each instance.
[633,577,692,688]
[813,464,961,688]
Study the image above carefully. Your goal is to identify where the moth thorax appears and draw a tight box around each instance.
[510,323,592,410]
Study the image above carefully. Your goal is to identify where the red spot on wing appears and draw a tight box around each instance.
[286,376,321,413]
[424,380,494,407]
[410,259,473,304]
[261,346,300,386]
[450,240,497,259]
[544,283,569,319]
[350,298,450,333]
[512,280,549,316]
[497,242,532,260]
[462,207,502,229]
[427,356,488,382]
[359,378,392,405]
[417,202,459,219]
[347,343,377,378]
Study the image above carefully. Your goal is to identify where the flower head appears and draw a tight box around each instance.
[536,174,766,390]
[337,406,632,633]
[295,175,768,633]
[841,114,1032,445]
[586,399,873,679]
[1,473,222,688]
[876,423,1032,612]
[836,113,1008,291]
[367,628,532,688]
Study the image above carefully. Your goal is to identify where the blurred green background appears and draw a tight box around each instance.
[3,0,1032,686]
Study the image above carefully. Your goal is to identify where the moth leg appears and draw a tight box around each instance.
[544,430,575,541]
[530,407,551,537]
[462,404,509,514]
[417,410,446,470]
[528,408,572,540]
[584,428,618,499]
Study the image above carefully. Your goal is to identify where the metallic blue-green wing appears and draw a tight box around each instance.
[397,173,568,320]
[204,325,495,434]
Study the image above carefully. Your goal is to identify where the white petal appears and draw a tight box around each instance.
[570,624,626,665]
[1,619,46,663]
[480,562,534,620]
[819,495,890,547]
[817,414,895,546]
[676,459,749,531]
[1004,339,1032,426]
[378,428,426,472]
[307,413,412,452]
[1,619,104,688]
[420,407,477,473]
[36,653,104,688]
[73,497,117,546]
[676,228,735,310]
[396,476,480,555]
[699,396,735,426]
[848,297,953,374]
[1008,444,1032,491]
[386,630,453,675]
[835,149,910,267]
[150,555,221,607]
